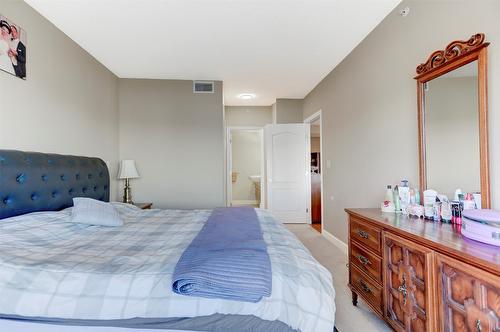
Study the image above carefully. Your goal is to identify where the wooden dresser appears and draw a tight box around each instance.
[346,208,499,332]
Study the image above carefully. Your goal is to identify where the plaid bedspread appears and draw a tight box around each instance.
[0,203,335,332]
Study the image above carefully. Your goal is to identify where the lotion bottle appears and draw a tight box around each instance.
[385,185,394,204]
[393,186,401,213]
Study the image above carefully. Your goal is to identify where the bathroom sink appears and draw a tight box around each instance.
[248,175,261,183]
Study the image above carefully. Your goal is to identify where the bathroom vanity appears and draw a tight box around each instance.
[346,208,499,332]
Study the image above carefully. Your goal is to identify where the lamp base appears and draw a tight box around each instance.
[122,178,133,204]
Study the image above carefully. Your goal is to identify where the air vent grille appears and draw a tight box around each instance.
[193,81,214,93]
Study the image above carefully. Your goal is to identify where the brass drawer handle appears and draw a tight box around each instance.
[397,274,408,305]
[476,319,482,332]
[357,230,369,239]
[357,254,371,266]
[358,279,372,294]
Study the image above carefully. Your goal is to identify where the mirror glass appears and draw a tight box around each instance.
[424,61,480,199]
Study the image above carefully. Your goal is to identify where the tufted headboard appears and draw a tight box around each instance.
[0,150,110,220]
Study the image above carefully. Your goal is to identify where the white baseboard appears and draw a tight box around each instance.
[322,229,348,255]
[231,200,258,206]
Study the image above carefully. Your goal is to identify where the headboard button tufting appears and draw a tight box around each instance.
[16,173,26,183]
[0,150,110,219]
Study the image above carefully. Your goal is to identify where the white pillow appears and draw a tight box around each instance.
[71,197,123,227]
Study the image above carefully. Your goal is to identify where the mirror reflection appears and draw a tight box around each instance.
[424,61,480,199]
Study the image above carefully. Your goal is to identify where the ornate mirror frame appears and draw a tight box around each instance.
[414,33,490,208]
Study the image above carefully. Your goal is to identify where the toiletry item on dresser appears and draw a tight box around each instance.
[472,192,482,209]
[381,185,396,212]
[439,195,452,223]
[393,186,401,213]
[463,193,476,210]
[451,201,463,225]
[433,198,442,222]
[409,204,424,218]
[454,188,463,201]
[461,209,500,247]
[423,189,437,220]
[409,188,416,205]
[399,181,410,215]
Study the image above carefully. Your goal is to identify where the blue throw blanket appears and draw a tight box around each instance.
[172,207,272,302]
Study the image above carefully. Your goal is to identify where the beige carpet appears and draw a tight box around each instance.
[286,224,390,332]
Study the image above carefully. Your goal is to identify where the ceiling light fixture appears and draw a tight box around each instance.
[238,93,256,100]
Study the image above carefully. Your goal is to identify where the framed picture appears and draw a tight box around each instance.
[0,14,26,79]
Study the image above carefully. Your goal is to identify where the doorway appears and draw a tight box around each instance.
[226,127,264,208]
[304,111,323,233]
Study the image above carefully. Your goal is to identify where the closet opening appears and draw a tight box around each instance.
[305,111,323,233]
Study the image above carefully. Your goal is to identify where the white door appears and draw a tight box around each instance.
[265,124,310,223]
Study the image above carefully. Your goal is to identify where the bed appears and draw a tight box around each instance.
[0,150,335,332]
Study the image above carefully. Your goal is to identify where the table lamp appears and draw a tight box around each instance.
[118,160,139,204]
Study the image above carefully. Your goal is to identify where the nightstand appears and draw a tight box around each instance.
[133,202,153,210]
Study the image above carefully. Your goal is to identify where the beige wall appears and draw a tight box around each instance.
[0,0,120,200]
[119,79,224,209]
[426,76,480,199]
[231,130,261,201]
[276,98,303,124]
[225,106,272,127]
[302,0,500,243]
[311,137,321,153]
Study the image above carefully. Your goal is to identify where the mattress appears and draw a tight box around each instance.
[0,203,335,332]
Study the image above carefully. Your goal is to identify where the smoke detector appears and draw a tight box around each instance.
[400,7,410,17]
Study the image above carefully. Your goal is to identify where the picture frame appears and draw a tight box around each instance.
[0,14,27,79]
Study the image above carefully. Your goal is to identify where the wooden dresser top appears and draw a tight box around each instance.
[345,208,500,275]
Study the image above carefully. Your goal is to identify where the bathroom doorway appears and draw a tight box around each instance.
[226,127,265,208]
[304,111,323,233]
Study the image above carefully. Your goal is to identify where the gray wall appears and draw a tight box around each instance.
[0,0,120,200]
[303,0,500,243]
[119,79,224,209]
[276,98,303,124]
[225,106,272,127]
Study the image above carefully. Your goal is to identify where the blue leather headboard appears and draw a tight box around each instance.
[0,150,110,220]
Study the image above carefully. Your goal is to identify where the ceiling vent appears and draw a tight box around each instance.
[193,81,214,93]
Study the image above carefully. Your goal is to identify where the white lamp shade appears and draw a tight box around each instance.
[118,160,140,179]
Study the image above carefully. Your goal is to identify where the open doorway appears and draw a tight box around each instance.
[304,111,323,233]
[226,127,264,208]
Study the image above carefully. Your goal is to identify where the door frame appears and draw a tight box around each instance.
[226,126,265,208]
[304,110,324,231]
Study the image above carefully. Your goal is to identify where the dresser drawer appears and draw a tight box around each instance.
[351,241,382,283]
[436,254,500,332]
[350,217,382,254]
[350,264,383,314]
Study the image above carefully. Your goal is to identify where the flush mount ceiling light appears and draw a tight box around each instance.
[238,93,256,100]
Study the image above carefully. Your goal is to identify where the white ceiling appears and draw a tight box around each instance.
[25,0,400,106]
